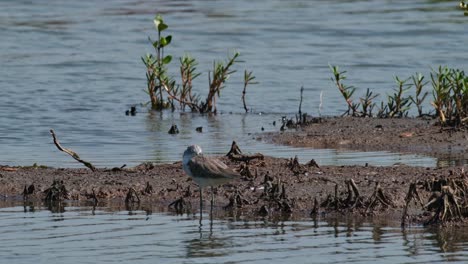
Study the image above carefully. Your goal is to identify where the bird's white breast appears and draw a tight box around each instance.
[182,152,194,177]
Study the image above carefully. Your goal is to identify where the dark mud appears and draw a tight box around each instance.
[1,157,466,226]
[1,117,468,226]
[265,116,468,164]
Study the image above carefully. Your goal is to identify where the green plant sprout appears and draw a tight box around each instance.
[201,52,241,113]
[242,70,258,113]
[409,73,429,117]
[431,66,468,127]
[179,54,201,111]
[329,64,468,127]
[142,14,173,110]
[359,88,379,117]
[330,65,360,116]
[386,76,412,118]
[142,14,244,114]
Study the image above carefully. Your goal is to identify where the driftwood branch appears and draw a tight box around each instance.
[226,141,264,162]
[125,187,141,204]
[366,182,394,213]
[226,141,242,156]
[401,182,424,227]
[349,179,361,198]
[50,129,96,171]
[424,185,463,225]
[162,83,201,112]
[229,153,264,162]
[344,179,364,209]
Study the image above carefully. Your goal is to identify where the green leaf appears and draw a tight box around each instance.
[165,35,172,45]
[141,54,154,65]
[152,40,159,48]
[153,14,168,32]
[160,37,167,47]
[158,23,168,32]
[162,55,172,64]
[153,15,163,29]
[159,36,172,47]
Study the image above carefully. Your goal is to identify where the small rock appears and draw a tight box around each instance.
[399,132,413,138]
[168,125,179,134]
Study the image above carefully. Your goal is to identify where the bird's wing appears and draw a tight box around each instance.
[188,155,240,181]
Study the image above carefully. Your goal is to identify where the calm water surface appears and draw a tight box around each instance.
[1,0,467,167]
[0,201,467,264]
[1,2,468,261]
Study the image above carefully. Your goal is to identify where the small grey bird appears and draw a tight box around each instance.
[182,145,240,219]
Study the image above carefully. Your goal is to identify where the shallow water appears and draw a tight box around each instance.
[0,201,467,264]
[1,0,467,167]
[2,1,468,261]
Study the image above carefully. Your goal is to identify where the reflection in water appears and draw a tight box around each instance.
[401,227,420,258]
[401,226,468,262]
[372,224,384,242]
[0,0,467,168]
[44,200,66,214]
[23,200,35,213]
[1,0,468,260]
[0,201,466,263]
[429,226,468,254]
[186,229,228,258]
[141,110,439,169]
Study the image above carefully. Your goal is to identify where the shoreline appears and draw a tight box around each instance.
[1,158,466,226]
[1,116,467,226]
[263,116,468,162]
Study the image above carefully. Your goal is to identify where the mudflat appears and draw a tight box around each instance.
[265,116,468,161]
[1,117,467,226]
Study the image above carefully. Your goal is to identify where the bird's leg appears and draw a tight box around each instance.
[199,187,203,224]
[210,186,215,219]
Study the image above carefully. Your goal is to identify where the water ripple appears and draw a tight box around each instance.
[0,0,466,168]
[0,203,467,263]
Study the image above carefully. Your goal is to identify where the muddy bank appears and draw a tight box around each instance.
[264,116,468,164]
[1,116,467,225]
[1,154,467,226]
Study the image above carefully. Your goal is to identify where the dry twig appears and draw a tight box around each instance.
[50,129,96,171]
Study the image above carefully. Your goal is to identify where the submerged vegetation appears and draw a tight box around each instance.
[330,65,468,128]
[142,15,255,114]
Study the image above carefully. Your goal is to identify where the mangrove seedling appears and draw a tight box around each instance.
[431,66,450,125]
[142,14,244,114]
[430,66,468,127]
[179,54,201,111]
[142,14,174,110]
[359,88,379,117]
[450,69,468,126]
[330,65,360,116]
[385,76,412,118]
[242,69,258,113]
[409,73,429,117]
[297,86,307,123]
[200,52,241,113]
